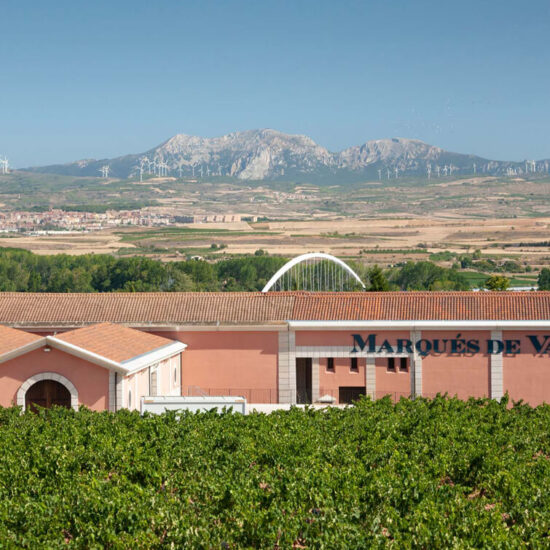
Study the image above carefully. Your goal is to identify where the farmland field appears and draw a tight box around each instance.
[2,397,550,547]
[1,171,550,279]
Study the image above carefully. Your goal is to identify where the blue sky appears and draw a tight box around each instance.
[1,0,549,167]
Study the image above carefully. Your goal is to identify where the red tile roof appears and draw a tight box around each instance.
[53,323,176,363]
[291,292,550,321]
[0,291,548,327]
[0,292,294,327]
[0,325,43,356]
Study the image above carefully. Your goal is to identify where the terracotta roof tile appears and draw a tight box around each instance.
[0,325,43,356]
[0,291,549,326]
[0,292,295,327]
[291,292,550,321]
[54,323,176,363]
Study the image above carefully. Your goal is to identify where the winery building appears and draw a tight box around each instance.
[0,291,549,411]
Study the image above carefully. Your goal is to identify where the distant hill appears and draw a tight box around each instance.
[24,129,550,182]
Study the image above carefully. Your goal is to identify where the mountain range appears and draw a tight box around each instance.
[24,129,549,182]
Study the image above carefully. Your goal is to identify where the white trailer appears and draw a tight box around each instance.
[140,395,246,415]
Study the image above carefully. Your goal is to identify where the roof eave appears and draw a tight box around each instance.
[47,336,128,374]
[122,342,187,374]
[0,338,47,364]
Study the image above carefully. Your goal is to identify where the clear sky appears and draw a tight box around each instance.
[1,0,549,167]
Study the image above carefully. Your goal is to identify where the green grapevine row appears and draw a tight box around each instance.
[0,396,549,548]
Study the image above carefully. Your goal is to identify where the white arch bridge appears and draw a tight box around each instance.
[261,253,366,292]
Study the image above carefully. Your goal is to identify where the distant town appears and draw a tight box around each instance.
[0,209,250,234]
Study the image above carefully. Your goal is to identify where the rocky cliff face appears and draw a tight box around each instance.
[24,130,549,181]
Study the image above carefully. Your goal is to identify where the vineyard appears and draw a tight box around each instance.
[1,397,550,548]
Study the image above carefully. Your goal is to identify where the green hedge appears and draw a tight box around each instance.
[1,397,550,547]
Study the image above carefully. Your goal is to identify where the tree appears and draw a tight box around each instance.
[367,265,390,291]
[538,268,550,290]
[390,261,469,291]
[485,275,510,291]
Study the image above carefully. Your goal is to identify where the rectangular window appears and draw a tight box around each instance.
[326,357,335,372]
[399,357,408,372]
[149,365,158,396]
[387,357,396,372]
[350,357,358,372]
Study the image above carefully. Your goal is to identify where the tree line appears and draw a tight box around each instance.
[0,248,548,292]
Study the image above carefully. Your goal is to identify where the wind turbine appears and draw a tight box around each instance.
[99,165,110,179]
[386,168,391,179]
[394,167,399,179]
[443,165,448,176]
[0,157,9,175]
[377,168,382,180]
[473,163,477,175]
[138,157,148,182]
[436,165,441,177]
[178,166,183,178]
[427,163,432,179]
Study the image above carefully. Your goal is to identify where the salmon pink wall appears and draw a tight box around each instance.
[503,331,550,406]
[319,357,365,403]
[376,358,411,401]
[154,331,279,403]
[421,331,490,400]
[295,330,411,347]
[0,347,109,410]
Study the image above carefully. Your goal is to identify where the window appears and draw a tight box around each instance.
[326,357,335,372]
[387,357,396,372]
[174,367,178,384]
[350,357,358,372]
[399,357,408,372]
[150,367,158,396]
[128,389,132,408]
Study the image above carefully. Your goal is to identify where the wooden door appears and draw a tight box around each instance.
[296,358,312,404]
[25,380,71,412]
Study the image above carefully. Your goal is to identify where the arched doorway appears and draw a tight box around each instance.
[17,373,78,412]
[25,380,71,412]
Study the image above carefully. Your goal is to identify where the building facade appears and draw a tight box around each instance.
[0,292,549,410]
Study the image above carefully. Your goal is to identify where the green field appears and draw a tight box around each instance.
[115,227,275,242]
[2,397,550,547]
[460,271,538,288]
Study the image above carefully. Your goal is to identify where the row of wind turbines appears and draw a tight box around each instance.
[134,157,225,182]
[377,160,550,181]
[377,163,459,180]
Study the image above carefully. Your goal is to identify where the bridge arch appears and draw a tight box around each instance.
[261,253,366,292]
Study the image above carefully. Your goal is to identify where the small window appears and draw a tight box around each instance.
[326,357,335,372]
[350,357,358,372]
[387,357,396,372]
[128,389,132,408]
[174,367,178,384]
[399,357,408,372]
